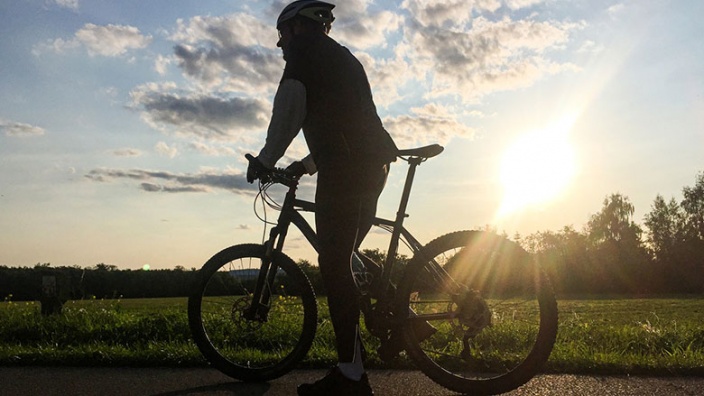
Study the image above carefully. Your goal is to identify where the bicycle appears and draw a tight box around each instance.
[188,144,558,395]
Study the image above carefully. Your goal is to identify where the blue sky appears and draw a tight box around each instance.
[1,0,702,270]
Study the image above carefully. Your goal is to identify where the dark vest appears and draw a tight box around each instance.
[282,33,397,169]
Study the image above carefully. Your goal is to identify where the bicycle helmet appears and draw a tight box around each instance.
[277,0,336,29]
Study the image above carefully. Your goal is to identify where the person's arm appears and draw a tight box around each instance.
[257,78,307,169]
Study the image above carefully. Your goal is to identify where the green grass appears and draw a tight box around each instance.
[549,297,704,375]
[1,296,704,375]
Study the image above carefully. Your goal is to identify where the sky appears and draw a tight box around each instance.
[1,0,702,270]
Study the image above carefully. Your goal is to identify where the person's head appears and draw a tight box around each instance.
[276,0,335,50]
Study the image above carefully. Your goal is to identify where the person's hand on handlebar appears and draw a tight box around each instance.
[245,154,267,183]
[285,161,307,178]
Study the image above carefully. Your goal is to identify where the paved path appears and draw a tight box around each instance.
[0,367,702,395]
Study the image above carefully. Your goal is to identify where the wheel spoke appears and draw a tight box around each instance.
[399,231,557,393]
[188,245,318,382]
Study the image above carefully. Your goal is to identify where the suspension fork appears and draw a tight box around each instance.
[244,190,296,322]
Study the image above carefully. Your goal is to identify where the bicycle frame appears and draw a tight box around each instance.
[247,156,429,319]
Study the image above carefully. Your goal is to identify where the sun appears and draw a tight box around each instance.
[498,115,577,216]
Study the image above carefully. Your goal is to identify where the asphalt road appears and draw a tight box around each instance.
[0,367,702,396]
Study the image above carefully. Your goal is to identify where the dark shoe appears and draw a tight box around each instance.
[297,367,374,396]
[377,319,438,361]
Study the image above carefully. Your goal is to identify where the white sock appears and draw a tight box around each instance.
[337,325,364,381]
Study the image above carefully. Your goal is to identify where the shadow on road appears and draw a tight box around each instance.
[150,381,271,396]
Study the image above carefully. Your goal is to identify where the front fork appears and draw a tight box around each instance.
[242,225,285,322]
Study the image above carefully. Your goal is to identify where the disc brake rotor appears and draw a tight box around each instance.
[231,296,264,333]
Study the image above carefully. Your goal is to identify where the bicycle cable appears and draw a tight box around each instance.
[253,179,288,244]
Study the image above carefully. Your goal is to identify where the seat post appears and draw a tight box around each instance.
[394,156,422,226]
[381,156,422,290]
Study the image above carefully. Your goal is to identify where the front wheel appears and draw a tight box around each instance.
[188,244,318,382]
[397,231,557,395]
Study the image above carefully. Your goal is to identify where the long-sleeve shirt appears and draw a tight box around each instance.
[257,79,317,174]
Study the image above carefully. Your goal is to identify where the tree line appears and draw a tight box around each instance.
[2,172,703,301]
[522,171,704,294]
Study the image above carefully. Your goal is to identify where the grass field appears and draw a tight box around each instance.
[1,296,703,375]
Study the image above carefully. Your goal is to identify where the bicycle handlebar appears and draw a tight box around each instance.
[245,154,300,187]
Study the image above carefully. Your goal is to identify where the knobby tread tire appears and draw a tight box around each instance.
[188,244,318,382]
[398,230,558,395]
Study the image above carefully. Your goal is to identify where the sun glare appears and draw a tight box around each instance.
[498,114,577,216]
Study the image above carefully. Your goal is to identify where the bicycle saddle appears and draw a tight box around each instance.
[397,144,444,159]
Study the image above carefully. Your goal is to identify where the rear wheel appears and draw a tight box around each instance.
[188,244,318,382]
[398,231,557,395]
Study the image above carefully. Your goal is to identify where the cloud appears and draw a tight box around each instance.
[403,15,582,101]
[85,168,255,195]
[77,24,152,57]
[331,0,404,50]
[383,104,475,147]
[139,183,207,193]
[608,3,627,18]
[154,54,172,75]
[189,141,236,156]
[0,119,46,137]
[402,0,501,28]
[129,83,269,140]
[155,141,179,158]
[118,1,583,160]
[169,13,283,94]
[35,23,152,57]
[53,0,79,10]
[504,0,545,10]
[112,148,142,157]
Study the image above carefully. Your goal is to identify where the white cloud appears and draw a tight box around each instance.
[76,24,152,57]
[332,0,404,50]
[0,119,46,137]
[53,0,79,10]
[355,50,419,107]
[155,141,179,158]
[403,15,582,101]
[504,0,545,10]
[383,104,475,147]
[402,0,501,28]
[35,23,152,57]
[154,55,172,75]
[189,141,236,156]
[608,3,627,19]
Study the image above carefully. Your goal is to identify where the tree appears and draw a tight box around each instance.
[644,195,686,261]
[675,172,704,292]
[585,194,650,293]
[682,171,704,240]
[525,226,591,294]
[643,195,687,291]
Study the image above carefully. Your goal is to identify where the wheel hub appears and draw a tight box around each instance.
[449,289,492,337]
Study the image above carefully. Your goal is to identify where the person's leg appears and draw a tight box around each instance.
[314,168,363,364]
[298,164,386,396]
[354,163,388,280]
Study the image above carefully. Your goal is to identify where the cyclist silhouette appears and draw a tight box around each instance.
[246,1,396,395]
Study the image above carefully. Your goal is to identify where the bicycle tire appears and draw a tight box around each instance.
[397,231,557,395]
[188,244,318,382]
